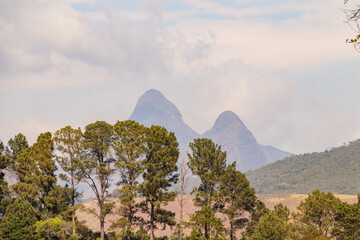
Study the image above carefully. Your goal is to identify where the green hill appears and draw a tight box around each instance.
[245,139,360,194]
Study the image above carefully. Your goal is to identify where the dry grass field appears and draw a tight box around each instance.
[76,194,358,237]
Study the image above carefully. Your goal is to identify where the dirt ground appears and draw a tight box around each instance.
[76,194,358,237]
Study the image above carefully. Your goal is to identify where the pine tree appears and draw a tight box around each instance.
[0,141,11,218]
[187,138,226,239]
[138,125,179,240]
[82,121,115,240]
[12,132,60,218]
[176,158,189,240]
[185,206,226,240]
[293,190,342,238]
[7,133,29,163]
[111,120,147,240]
[250,205,291,240]
[54,125,84,236]
[0,198,38,240]
[220,162,256,240]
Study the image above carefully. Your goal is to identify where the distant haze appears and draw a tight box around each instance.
[130,89,292,172]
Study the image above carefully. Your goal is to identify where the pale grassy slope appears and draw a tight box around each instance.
[76,194,358,237]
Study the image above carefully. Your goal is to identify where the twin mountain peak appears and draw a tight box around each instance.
[129,89,291,172]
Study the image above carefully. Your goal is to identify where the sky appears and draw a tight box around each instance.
[1,0,360,154]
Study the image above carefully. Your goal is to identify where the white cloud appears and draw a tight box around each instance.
[0,0,359,155]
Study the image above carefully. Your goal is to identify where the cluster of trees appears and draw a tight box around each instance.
[1,121,360,240]
[246,139,360,195]
[250,190,360,240]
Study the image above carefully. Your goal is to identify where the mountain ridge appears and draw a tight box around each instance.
[130,89,291,172]
[246,139,360,194]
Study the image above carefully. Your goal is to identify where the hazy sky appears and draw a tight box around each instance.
[1,0,360,154]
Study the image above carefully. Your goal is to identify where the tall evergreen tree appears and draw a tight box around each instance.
[187,138,226,239]
[185,206,226,240]
[250,204,291,240]
[293,190,342,238]
[0,198,38,240]
[54,125,84,236]
[0,141,11,218]
[138,125,179,240]
[82,121,115,240]
[111,120,147,240]
[7,133,29,163]
[220,162,256,240]
[12,132,60,218]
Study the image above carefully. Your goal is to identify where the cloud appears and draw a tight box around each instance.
[0,0,359,155]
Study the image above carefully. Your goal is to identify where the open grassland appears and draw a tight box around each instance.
[76,194,358,236]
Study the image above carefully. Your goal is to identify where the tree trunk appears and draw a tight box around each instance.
[100,219,105,240]
[180,179,184,240]
[150,203,155,240]
[230,221,233,240]
[71,171,76,236]
[205,222,209,239]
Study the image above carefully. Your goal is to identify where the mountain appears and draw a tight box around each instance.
[246,140,360,194]
[130,89,291,173]
[260,145,292,164]
[202,111,268,171]
[129,89,199,145]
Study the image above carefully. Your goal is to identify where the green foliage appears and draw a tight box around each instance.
[332,199,360,239]
[185,206,226,240]
[187,138,227,239]
[0,198,38,240]
[293,190,342,238]
[111,120,147,238]
[139,125,179,239]
[54,125,85,235]
[250,211,290,240]
[35,216,73,240]
[220,162,257,239]
[7,133,29,163]
[12,132,64,218]
[245,200,269,238]
[0,141,11,217]
[188,138,226,208]
[246,140,360,194]
[250,205,291,240]
[82,121,115,240]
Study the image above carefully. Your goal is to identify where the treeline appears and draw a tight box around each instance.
[246,139,360,194]
[1,120,360,240]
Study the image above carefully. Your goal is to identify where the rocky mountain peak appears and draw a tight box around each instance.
[131,89,182,121]
[212,111,245,131]
[129,89,198,144]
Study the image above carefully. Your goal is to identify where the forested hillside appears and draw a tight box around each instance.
[246,139,360,194]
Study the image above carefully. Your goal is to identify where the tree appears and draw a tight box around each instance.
[81,121,115,240]
[111,120,147,240]
[0,198,38,240]
[0,141,11,218]
[176,158,190,240]
[220,162,257,240]
[245,200,269,238]
[344,0,360,52]
[293,190,342,238]
[7,133,29,163]
[250,205,291,240]
[12,132,60,218]
[187,138,227,239]
[185,206,226,240]
[138,125,179,240]
[34,216,73,240]
[332,198,360,239]
[54,125,84,236]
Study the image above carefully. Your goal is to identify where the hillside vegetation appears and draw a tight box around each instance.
[246,139,360,194]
